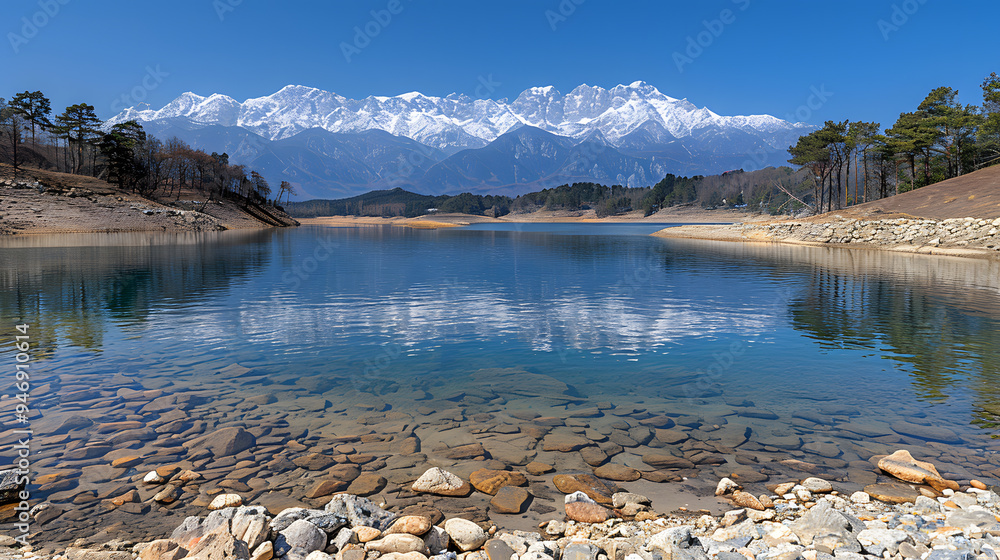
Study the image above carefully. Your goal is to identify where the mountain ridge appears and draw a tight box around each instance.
[108,82,814,199]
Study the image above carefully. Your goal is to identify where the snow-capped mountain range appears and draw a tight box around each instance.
[108,82,812,199]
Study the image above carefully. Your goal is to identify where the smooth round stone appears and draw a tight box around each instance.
[551,474,617,505]
[890,422,963,444]
[642,454,695,470]
[542,433,591,452]
[526,462,555,475]
[347,473,387,496]
[863,483,921,504]
[411,468,471,497]
[293,453,338,471]
[208,494,243,510]
[490,486,531,514]
[443,518,487,552]
[305,480,349,499]
[468,469,528,495]
[564,501,612,523]
[800,477,833,493]
[384,516,433,537]
[593,464,641,482]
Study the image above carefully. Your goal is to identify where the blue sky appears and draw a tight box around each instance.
[3,0,998,132]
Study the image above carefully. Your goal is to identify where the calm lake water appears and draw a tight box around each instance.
[2,223,1000,544]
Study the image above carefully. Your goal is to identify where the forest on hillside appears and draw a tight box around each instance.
[0,92,292,210]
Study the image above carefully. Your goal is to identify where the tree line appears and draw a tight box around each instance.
[0,90,295,208]
[288,167,814,219]
[789,73,1000,213]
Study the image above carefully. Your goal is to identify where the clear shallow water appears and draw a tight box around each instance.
[2,224,1000,544]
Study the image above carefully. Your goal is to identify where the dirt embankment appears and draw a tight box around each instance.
[654,165,1000,260]
[299,205,758,229]
[0,166,298,235]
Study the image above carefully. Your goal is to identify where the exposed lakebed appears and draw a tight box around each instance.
[1,225,999,549]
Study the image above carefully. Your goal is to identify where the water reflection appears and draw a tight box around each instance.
[2,227,1000,429]
[658,239,1000,424]
[0,230,278,355]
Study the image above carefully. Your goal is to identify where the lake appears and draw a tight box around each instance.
[2,223,999,546]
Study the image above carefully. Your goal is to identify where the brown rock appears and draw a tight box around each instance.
[441,443,487,460]
[593,464,641,482]
[490,486,531,514]
[153,485,181,503]
[293,453,338,471]
[542,433,591,452]
[186,526,250,560]
[110,490,139,507]
[971,479,988,490]
[552,474,616,505]
[579,446,608,467]
[641,471,682,483]
[348,473,387,496]
[731,490,764,511]
[864,483,921,504]
[385,515,433,536]
[564,501,613,523]
[525,462,554,475]
[654,429,689,444]
[469,469,528,495]
[137,539,186,560]
[185,427,256,457]
[328,464,362,482]
[110,456,142,469]
[355,527,382,542]
[642,454,695,470]
[306,479,349,499]
[877,449,959,492]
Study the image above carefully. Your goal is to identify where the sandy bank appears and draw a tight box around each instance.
[300,206,755,229]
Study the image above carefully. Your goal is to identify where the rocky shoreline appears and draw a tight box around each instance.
[10,450,999,560]
[653,217,1000,260]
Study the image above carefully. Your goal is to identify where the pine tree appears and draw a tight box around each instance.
[9,91,52,154]
[54,103,101,175]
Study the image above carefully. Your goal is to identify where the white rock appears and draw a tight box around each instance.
[715,477,741,496]
[143,471,165,484]
[443,518,487,552]
[850,491,871,504]
[208,494,243,510]
[564,491,596,505]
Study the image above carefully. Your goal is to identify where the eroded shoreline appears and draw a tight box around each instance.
[653,217,1000,261]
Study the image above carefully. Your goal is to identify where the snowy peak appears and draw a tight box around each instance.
[108,82,811,153]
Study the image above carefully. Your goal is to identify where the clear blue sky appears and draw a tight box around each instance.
[3,0,998,132]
